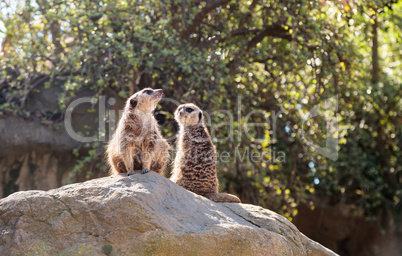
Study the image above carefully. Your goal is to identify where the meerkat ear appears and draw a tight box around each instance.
[198,112,202,123]
[130,99,138,108]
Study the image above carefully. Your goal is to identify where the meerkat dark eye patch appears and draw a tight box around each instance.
[186,108,194,113]
[130,99,138,108]
[144,90,153,95]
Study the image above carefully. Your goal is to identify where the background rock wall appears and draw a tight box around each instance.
[0,83,124,198]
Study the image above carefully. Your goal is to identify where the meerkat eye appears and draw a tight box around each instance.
[144,90,153,95]
[186,108,194,113]
[130,99,138,108]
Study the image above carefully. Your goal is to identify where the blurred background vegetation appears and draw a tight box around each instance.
[0,0,401,255]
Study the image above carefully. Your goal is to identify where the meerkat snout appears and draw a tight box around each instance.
[126,88,164,113]
[150,89,164,99]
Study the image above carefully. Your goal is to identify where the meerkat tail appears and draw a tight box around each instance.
[204,193,241,203]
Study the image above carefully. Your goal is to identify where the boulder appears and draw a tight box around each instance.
[0,172,338,256]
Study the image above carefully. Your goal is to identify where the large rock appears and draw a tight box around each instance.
[0,172,338,256]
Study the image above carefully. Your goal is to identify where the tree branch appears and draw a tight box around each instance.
[236,0,259,31]
[246,24,291,51]
[36,0,64,56]
[181,0,231,38]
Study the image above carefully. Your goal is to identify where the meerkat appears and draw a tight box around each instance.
[106,88,170,175]
[170,103,241,203]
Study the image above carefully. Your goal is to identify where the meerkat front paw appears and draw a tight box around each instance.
[141,168,150,174]
[127,170,135,176]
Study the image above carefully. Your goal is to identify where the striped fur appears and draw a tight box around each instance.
[107,88,170,175]
[171,103,241,203]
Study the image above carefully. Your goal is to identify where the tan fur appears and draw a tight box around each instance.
[171,103,241,203]
[107,88,170,175]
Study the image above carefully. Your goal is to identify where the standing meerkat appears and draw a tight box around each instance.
[170,103,241,203]
[107,88,170,175]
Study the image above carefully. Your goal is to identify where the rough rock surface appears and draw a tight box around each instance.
[0,172,338,256]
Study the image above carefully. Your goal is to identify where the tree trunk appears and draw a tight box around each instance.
[371,13,379,84]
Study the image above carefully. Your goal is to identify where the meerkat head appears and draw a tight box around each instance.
[175,103,203,127]
[125,88,164,114]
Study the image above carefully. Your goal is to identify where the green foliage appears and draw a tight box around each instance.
[0,0,400,220]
